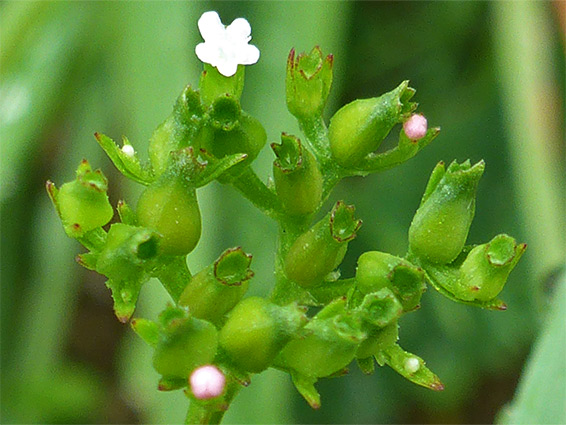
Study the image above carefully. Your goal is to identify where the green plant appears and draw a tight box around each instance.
[46,11,526,424]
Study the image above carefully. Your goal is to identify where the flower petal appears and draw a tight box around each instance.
[195,42,217,65]
[226,17,251,41]
[198,11,225,41]
[216,61,239,77]
[238,44,260,65]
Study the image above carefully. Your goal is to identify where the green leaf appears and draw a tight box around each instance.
[497,273,566,424]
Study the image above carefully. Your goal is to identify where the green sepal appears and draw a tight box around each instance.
[328,81,417,167]
[356,251,426,312]
[356,322,399,360]
[275,299,365,380]
[95,133,155,185]
[272,133,323,216]
[158,377,187,392]
[93,223,160,322]
[291,373,321,409]
[308,278,357,305]
[152,305,219,381]
[117,200,137,226]
[378,344,444,391]
[199,63,245,106]
[46,160,114,239]
[219,297,308,373]
[409,159,485,264]
[351,126,440,175]
[209,94,241,131]
[179,247,253,325]
[284,201,362,288]
[148,85,205,176]
[131,318,160,348]
[105,278,143,323]
[76,252,98,271]
[286,46,333,120]
[200,113,267,182]
[356,357,375,375]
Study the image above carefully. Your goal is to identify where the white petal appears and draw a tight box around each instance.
[226,17,251,41]
[195,42,217,65]
[238,44,260,65]
[216,61,238,77]
[198,11,225,41]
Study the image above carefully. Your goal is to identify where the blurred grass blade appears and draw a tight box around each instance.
[496,272,566,424]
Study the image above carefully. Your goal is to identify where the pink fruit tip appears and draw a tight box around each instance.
[190,365,226,400]
[403,114,428,141]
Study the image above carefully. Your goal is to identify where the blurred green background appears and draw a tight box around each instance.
[1,1,564,424]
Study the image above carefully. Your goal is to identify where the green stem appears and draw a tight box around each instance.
[184,382,242,424]
[153,256,191,303]
[230,167,282,220]
[298,115,332,166]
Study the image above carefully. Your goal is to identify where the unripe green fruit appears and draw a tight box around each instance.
[179,248,253,324]
[219,297,306,373]
[153,315,218,380]
[329,81,415,167]
[356,251,425,312]
[137,177,201,256]
[453,234,526,301]
[53,160,114,237]
[409,160,484,264]
[277,314,365,378]
[284,202,361,287]
[272,134,323,216]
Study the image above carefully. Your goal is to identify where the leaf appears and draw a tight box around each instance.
[496,272,566,424]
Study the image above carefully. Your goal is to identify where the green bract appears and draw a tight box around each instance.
[46,35,526,423]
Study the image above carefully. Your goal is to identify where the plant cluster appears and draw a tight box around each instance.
[46,12,525,424]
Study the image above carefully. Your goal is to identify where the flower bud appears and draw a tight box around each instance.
[200,112,267,181]
[189,365,226,400]
[403,113,428,141]
[148,85,204,176]
[272,134,323,216]
[276,299,365,379]
[451,234,526,301]
[219,297,307,373]
[409,160,485,264]
[179,247,253,324]
[356,251,426,312]
[284,201,362,287]
[152,306,218,381]
[329,81,416,168]
[286,46,333,119]
[136,172,201,257]
[46,160,114,238]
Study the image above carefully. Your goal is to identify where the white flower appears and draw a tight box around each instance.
[121,144,135,158]
[195,11,260,77]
